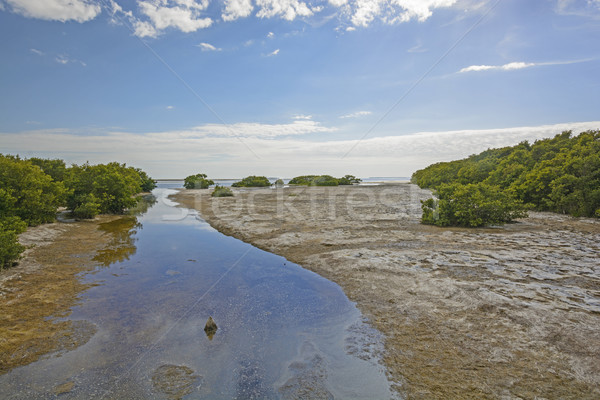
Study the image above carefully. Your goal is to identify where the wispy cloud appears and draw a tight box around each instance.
[340,110,372,119]
[166,105,174,110]
[267,31,275,38]
[196,42,221,51]
[55,54,86,66]
[266,48,280,56]
[459,61,535,73]
[459,58,595,73]
[30,48,44,56]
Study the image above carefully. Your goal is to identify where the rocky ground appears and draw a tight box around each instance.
[173,184,600,400]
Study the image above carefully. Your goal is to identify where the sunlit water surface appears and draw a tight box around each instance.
[0,182,397,399]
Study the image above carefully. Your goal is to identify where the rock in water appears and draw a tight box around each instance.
[204,316,218,340]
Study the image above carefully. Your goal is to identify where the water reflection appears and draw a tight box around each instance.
[0,185,397,399]
[92,216,140,267]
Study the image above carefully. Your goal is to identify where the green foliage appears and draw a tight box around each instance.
[338,175,362,185]
[29,158,67,182]
[288,175,320,185]
[184,173,214,189]
[72,193,101,219]
[135,168,157,192]
[312,175,339,186]
[421,183,527,227]
[211,185,234,197]
[65,162,143,215]
[231,175,271,187]
[0,216,27,268]
[0,155,65,225]
[288,174,348,186]
[273,179,285,187]
[412,130,600,218]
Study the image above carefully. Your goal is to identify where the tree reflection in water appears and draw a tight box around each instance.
[92,195,157,266]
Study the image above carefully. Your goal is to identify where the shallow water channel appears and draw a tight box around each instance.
[1,183,397,399]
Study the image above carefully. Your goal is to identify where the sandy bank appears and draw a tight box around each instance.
[0,215,125,374]
[173,184,600,399]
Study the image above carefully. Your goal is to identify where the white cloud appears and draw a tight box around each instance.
[135,0,213,37]
[267,31,275,38]
[54,54,86,66]
[340,110,372,119]
[4,0,101,22]
[267,48,280,56]
[166,105,175,110]
[222,0,254,21]
[555,0,600,19]
[196,42,221,51]
[349,0,457,27]
[329,0,348,6]
[255,0,316,20]
[293,114,313,120]
[175,119,335,138]
[30,48,44,56]
[459,61,537,73]
[3,122,598,178]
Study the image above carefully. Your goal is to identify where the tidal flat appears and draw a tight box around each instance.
[174,183,600,399]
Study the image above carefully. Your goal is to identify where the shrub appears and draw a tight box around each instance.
[0,216,27,269]
[312,175,339,186]
[72,194,101,219]
[65,162,142,214]
[421,182,527,227]
[289,175,319,185]
[184,173,214,189]
[338,175,362,185]
[289,175,340,186]
[273,179,285,187]
[0,155,64,225]
[232,175,271,187]
[212,185,234,197]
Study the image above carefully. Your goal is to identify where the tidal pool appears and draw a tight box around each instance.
[0,183,397,399]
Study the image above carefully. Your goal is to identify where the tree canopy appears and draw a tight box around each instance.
[0,155,156,268]
[183,173,214,189]
[288,174,362,186]
[412,130,600,225]
[231,175,271,187]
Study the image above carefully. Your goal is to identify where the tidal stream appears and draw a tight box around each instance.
[0,183,397,399]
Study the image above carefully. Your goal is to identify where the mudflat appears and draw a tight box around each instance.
[0,215,124,374]
[173,183,600,399]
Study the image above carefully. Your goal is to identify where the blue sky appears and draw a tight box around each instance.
[1,0,599,178]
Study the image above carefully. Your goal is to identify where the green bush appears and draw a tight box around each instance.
[184,173,214,189]
[72,194,101,219]
[338,175,362,185]
[65,162,143,214]
[0,216,27,269]
[0,155,64,225]
[212,185,234,197]
[289,175,340,186]
[421,183,527,227]
[232,175,271,187]
[289,175,319,185]
[273,179,285,187]
[312,175,339,186]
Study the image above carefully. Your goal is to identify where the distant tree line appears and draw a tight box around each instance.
[183,174,362,189]
[412,130,600,226]
[0,155,156,268]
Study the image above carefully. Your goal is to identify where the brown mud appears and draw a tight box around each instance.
[0,215,129,374]
[173,184,600,399]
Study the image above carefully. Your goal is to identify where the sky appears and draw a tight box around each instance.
[1,0,599,178]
